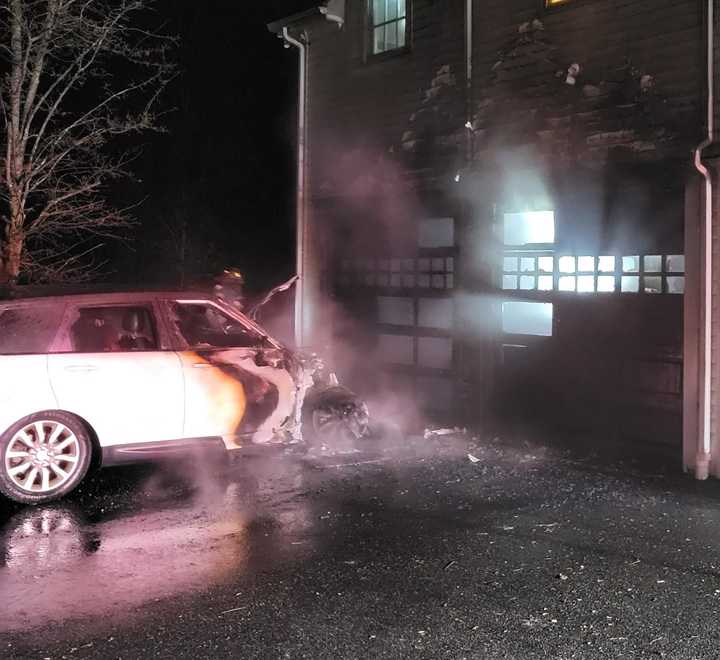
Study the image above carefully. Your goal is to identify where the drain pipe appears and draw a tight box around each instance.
[282,27,308,349]
[694,0,714,480]
[463,0,474,168]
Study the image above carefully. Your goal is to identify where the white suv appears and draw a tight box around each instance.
[0,290,368,504]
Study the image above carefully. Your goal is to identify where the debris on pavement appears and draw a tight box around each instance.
[467,453,481,464]
[423,427,467,440]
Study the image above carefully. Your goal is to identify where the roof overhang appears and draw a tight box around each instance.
[267,0,344,34]
[267,8,321,34]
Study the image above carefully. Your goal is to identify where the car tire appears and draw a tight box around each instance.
[302,402,370,450]
[0,411,93,505]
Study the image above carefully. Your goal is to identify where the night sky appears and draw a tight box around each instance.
[114,0,317,293]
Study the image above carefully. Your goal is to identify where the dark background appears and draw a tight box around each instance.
[111,0,316,295]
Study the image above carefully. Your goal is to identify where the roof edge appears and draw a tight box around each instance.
[267,7,322,34]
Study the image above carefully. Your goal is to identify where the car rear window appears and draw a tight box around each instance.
[0,304,65,355]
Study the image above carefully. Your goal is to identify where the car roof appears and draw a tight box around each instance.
[0,287,213,308]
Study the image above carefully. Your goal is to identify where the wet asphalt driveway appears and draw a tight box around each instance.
[2,433,720,659]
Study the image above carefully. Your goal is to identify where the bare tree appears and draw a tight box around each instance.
[0,0,175,284]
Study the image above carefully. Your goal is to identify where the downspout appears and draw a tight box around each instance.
[282,27,308,349]
[693,0,714,480]
[464,0,473,164]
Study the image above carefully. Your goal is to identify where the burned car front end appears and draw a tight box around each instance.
[211,298,370,450]
[291,352,370,449]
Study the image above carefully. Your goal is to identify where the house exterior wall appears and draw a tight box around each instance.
[278,1,711,452]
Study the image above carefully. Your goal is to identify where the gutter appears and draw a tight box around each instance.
[693,0,714,480]
[465,0,473,164]
[268,3,345,349]
[281,26,309,349]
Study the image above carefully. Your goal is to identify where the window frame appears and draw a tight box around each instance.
[52,302,165,354]
[365,0,412,61]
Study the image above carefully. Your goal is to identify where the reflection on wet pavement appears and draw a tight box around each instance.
[0,453,323,632]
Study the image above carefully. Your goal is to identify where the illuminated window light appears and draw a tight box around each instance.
[644,255,662,273]
[559,275,576,291]
[644,276,662,294]
[559,256,576,274]
[502,301,554,337]
[503,275,518,290]
[577,275,595,293]
[538,276,554,291]
[520,276,536,290]
[621,276,639,293]
[666,255,685,273]
[598,256,615,273]
[503,211,555,246]
[538,256,554,273]
[578,256,595,272]
[667,276,685,294]
[504,257,519,272]
[520,258,536,272]
[546,0,571,6]
[622,256,640,273]
[597,276,616,293]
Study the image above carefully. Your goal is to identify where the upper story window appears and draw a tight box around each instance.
[370,0,407,55]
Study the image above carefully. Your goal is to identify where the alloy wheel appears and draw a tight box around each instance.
[4,421,81,493]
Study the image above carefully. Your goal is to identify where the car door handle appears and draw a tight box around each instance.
[64,365,98,373]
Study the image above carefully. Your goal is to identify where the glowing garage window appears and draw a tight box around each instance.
[559,256,576,273]
[538,276,554,291]
[577,275,594,293]
[667,255,685,273]
[644,276,662,294]
[622,256,640,273]
[621,276,640,292]
[598,256,615,272]
[644,255,662,273]
[502,301,553,337]
[667,276,685,294]
[578,256,595,272]
[597,276,616,292]
[538,256,553,272]
[558,276,576,292]
[503,211,555,246]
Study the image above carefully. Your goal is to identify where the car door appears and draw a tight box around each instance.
[162,299,297,447]
[47,301,185,447]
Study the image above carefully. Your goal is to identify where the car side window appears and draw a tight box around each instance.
[0,304,65,355]
[70,306,158,353]
[171,302,261,349]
